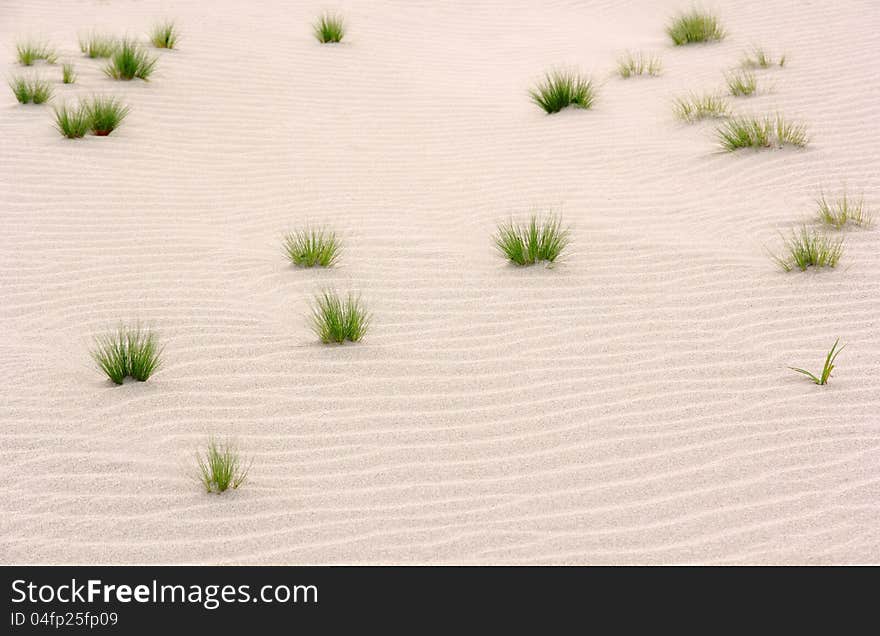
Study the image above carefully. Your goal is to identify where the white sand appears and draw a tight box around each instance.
[1,0,879,564]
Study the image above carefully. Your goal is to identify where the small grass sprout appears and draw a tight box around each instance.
[789,338,844,386]
[150,21,179,49]
[53,102,91,138]
[9,76,53,104]
[62,63,76,84]
[771,226,844,272]
[197,438,251,494]
[84,95,129,136]
[494,215,570,266]
[91,325,163,384]
[104,39,157,80]
[673,92,729,122]
[78,34,118,58]
[311,291,370,344]
[313,13,346,43]
[617,51,662,78]
[816,192,872,229]
[716,114,807,151]
[17,42,57,66]
[741,46,786,69]
[529,70,595,114]
[726,69,757,96]
[283,228,340,267]
[666,10,725,45]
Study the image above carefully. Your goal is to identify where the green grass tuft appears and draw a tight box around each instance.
[725,69,757,96]
[17,41,57,66]
[283,229,340,267]
[771,226,844,272]
[494,215,570,266]
[815,191,872,229]
[716,114,807,151]
[311,292,370,344]
[529,70,596,114]
[789,339,844,386]
[9,76,53,104]
[313,13,346,43]
[197,438,251,494]
[104,39,157,80]
[672,92,729,122]
[78,34,118,58]
[53,103,91,138]
[85,95,130,136]
[617,51,662,78]
[62,63,76,84]
[666,10,725,45]
[91,325,163,384]
[150,21,179,49]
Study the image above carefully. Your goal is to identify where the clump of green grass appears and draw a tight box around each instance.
[725,69,757,96]
[91,325,163,384]
[313,13,346,43]
[716,114,807,151]
[53,103,91,138]
[311,292,370,344]
[84,95,129,136]
[283,229,340,267]
[816,192,873,229]
[771,226,844,272]
[494,215,570,266]
[617,51,662,78]
[197,438,251,494]
[8,76,53,104]
[529,71,595,114]
[666,10,725,45]
[789,339,844,386]
[150,21,179,49]
[78,34,118,58]
[104,39,157,80]
[741,47,786,69]
[17,42,57,65]
[62,63,76,84]
[672,92,729,122]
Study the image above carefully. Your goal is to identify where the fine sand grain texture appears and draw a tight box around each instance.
[1,0,879,564]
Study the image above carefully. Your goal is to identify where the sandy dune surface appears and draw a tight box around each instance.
[1,0,879,564]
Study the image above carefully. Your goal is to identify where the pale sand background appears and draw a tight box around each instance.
[1,0,878,564]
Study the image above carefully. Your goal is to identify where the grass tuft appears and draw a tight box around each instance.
[616,51,662,78]
[494,215,570,266]
[9,76,53,104]
[789,339,844,386]
[150,21,179,49]
[716,114,807,151]
[104,39,157,81]
[53,103,90,138]
[17,41,57,66]
[91,325,163,384]
[313,13,346,43]
[666,10,725,45]
[771,226,844,272]
[529,70,595,114]
[816,191,872,229]
[84,95,130,136]
[78,34,118,58]
[283,229,340,267]
[725,69,757,96]
[672,92,729,122]
[311,292,370,344]
[197,438,251,494]
[62,63,76,84]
